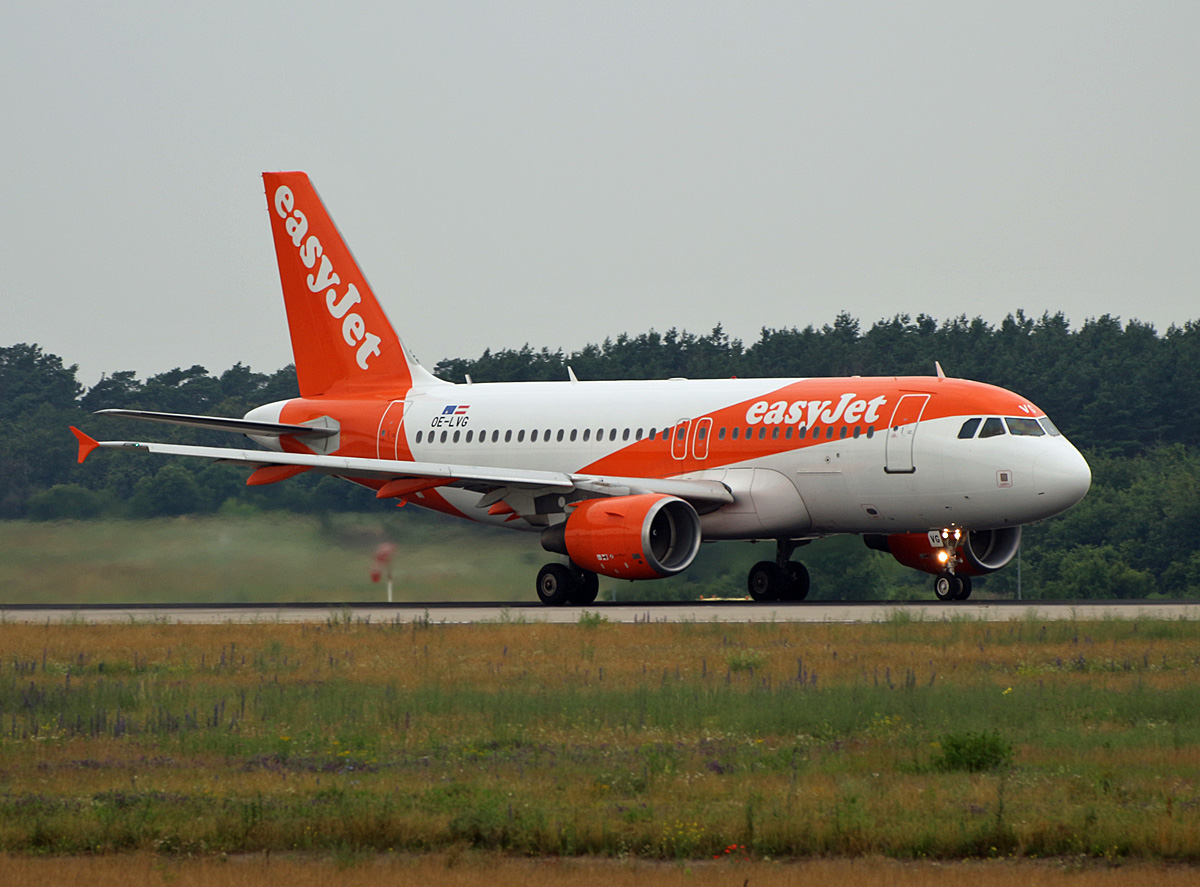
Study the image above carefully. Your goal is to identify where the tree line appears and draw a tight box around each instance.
[3,310,1199,598]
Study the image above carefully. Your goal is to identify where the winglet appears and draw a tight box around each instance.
[70,427,100,464]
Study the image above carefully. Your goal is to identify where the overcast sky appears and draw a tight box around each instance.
[3,2,1198,387]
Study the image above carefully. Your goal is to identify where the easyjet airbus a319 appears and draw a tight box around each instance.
[72,172,1091,604]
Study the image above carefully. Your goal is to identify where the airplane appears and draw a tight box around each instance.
[71,171,1092,605]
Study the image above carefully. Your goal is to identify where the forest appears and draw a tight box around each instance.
[4,309,1200,600]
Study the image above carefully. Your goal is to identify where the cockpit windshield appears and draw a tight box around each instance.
[1005,417,1045,437]
[978,417,1006,438]
[1040,416,1062,436]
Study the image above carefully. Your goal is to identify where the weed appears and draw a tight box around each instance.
[933,730,1015,773]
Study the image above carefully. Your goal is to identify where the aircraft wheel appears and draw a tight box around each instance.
[934,574,963,602]
[536,563,574,606]
[569,570,600,605]
[748,561,785,601]
[955,574,973,601]
[781,561,810,601]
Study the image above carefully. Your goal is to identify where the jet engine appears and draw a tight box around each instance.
[864,527,1022,576]
[541,494,702,580]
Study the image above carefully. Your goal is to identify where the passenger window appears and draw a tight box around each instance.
[771,427,779,440]
[697,426,707,440]
[493,430,500,443]
[622,428,630,441]
[583,429,590,442]
[839,426,848,439]
[440,430,448,443]
[758,427,766,440]
[517,430,526,442]
[609,429,617,441]
[415,430,423,444]
[812,427,821,439]
[979,417,1006,438]
[866,426,875,439]
[466,430,473,443]
[597,428,604,440]
[531,429,539,443]
[958,418,982,439]
[504,430,512,442]
[826,427,834,439]
[718,427,726,440]
[785,427,793,440]
[557,429,565,442]
[635,428,643,441]
[731,427,739,440]
[853,426,861,439]
[453,430,460,443]
[570,429,577,442]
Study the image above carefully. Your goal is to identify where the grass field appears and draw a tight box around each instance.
[0,513,930,605]
[1,852,1197,887]
[1,616,1198,866]
[0,514,540,603]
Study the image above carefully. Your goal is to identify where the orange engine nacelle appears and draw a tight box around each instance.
[540,494,702,580]
[864,527,1022,577]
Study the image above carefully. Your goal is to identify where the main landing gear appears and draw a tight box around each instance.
[536,562,599,606]
[934,572,972,601]
[747,539,810,602]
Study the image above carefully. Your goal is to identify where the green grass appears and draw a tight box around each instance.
[0,513,541,603]
[1,619,1199,860]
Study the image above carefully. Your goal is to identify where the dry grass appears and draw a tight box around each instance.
[1,618,1198,861]
[0,853,1198,887]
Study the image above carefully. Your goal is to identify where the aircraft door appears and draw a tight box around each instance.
[884,394,930,474]
[671,419,691,460]
[377,400,409,460]
[691,417,713,461]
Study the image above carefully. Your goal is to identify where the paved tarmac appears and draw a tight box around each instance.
[3,599,1198,624]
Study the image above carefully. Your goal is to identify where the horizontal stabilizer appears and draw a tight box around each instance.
[94,409,337,438]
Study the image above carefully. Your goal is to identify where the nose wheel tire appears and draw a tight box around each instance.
[934,573,972,601]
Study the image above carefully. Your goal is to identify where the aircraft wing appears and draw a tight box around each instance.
[70,429,734,506]
[93,409,337,438]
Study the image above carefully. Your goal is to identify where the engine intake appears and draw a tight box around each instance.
[864,526,1022,577]
[541,494,702,580]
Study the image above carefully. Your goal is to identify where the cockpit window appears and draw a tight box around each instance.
[1005,417,1046,437]
[957,418,981,439]
[1040,416,1062,436]
[978,417,1006,438]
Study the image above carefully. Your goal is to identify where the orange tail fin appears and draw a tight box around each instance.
[262,172,440,397]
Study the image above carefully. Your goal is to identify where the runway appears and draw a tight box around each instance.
[3,599,1199,624]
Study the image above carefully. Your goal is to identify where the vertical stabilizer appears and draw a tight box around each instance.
[262,171,442,397]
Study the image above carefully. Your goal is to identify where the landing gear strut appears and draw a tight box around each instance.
[536,562,599,606]
[747,539,810,602]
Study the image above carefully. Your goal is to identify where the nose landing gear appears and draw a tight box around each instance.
[932,527,972,601]
[933,572,972,601]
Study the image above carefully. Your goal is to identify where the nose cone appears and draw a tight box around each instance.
[1033,445,1091,515]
